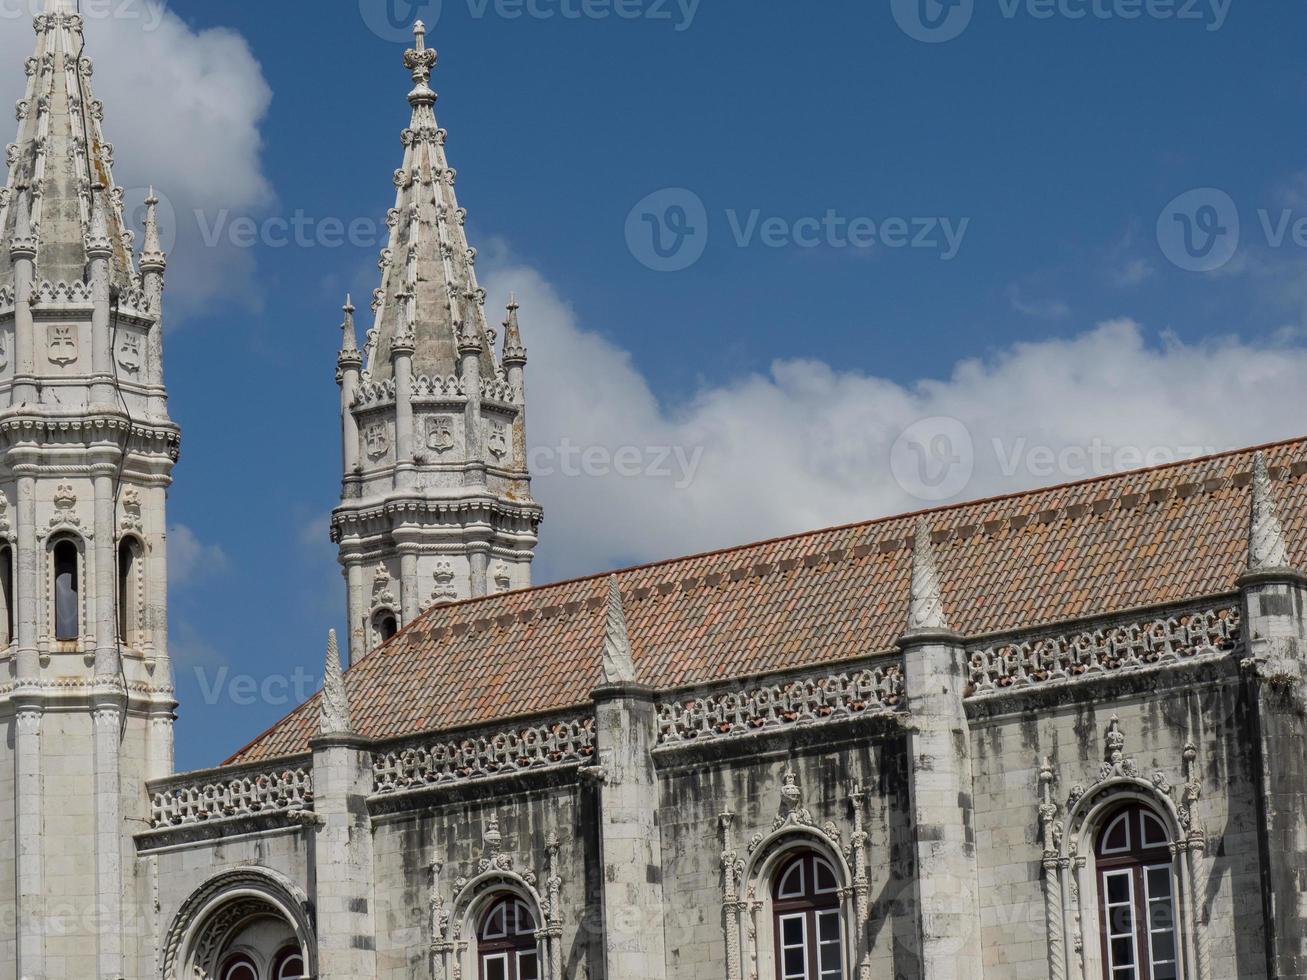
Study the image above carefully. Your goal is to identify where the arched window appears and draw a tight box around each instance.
[772,852,844,980]
[53,538,79,641]
[117,537,141,645]
[0,545,14,646]
[478,896,539,980]
[374,609,398,643]
[218,953,259,980]
[1096,803,1179,980]
[271,946,306,979]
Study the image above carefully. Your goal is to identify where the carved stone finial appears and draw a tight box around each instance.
[1249,451,1292,572]
[140,186,166,271]
[907,519,950,632]
[1105,716,1125,764]
[319,629,353,736]
[780,766,802,810]
[502,296,527,366]
[600,575,637,685]
[338,293,360,361]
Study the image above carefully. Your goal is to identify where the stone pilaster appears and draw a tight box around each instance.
[590,579,667,980]
[1239,453,1307,979]
[312,631,376,979]
[899,521,981,980]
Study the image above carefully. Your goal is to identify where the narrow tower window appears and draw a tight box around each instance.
[117,538,139,644]
[374,609,398,643]
[0,546,13,646]
[53,539,79,641]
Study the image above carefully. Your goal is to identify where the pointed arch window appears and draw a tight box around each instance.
[53,538,79,641]
[478,896,539,980]
[1096,803,1179,980]
[772,852,844,980]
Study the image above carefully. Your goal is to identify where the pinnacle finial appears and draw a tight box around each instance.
[907,519,950,633]
[1249,451,1292,572]
[601,576,637,685]
[9,187,35,258]
[140,187,166,271]
[502,296,527,366]
[87,184,111,256]
[404,20,438,97]
[319,629,353,736]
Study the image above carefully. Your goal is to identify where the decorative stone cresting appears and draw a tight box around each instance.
[656,659,904,746]
[968,604,1241,696]
[372,714,596,795]
[149,760,314,828]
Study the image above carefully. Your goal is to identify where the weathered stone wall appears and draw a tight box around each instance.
[969,662,1267,980]
[0,713,15,980]
[370,781,595,980]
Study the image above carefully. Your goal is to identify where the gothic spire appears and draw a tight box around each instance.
[600,576,637,685]
[1,7,136,290]
[907,519,951,633]
[140,188,166,272]
[319,629,353,736]
[361,19,497,385]
[1249,451,1292,572]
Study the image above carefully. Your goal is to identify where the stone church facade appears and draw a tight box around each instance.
[2,6,1306,980]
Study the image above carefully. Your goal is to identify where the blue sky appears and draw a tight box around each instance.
[7,0,1307,769]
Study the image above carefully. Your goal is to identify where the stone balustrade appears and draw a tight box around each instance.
[148,757,314,828]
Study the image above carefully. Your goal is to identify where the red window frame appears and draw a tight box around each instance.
[1096,804,1180,980]
[772,852,845,980]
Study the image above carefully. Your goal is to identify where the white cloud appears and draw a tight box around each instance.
[0,2,273,317]
[481,257,1307,582]
[168,523,227,587]
[1006,284,1070,320]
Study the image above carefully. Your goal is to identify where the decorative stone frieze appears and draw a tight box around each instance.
[148,759,314,828]
[655,658,905,746]
[371,714,596,796]
[968,604,1241,696]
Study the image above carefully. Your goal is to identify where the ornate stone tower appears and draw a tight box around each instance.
[0,3,179,977]
[333,21,541,664]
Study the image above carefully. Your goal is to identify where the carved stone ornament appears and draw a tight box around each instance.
[364,422,389,460]
[487,422,509,459]
[116,332,142,375]
[371,564,396,609]
[120,487,142,531]
[0,495,10,538]
[426,415,455,454]
[49,482,82,531]
[0,332,8,372]
[431,561,457,603]
[47,323,78,366]
[493,562,512,593]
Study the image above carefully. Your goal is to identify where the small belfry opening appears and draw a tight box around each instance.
[53,538,79,641]
[117,536,142,645]
[374,609,398,643]
[0,544,14,646]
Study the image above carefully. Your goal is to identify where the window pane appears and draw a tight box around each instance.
[482,954,508,980]
[778,861,805,899]
[1101,813,1130,854]
[783,947,806,979]
[515,900,538,935]
[1153,962,1178,980]
[818,911,840,943]
[782,916,804,947]
[519,950,540,980]
[1140,811,1170,848]
[1110,936,1135,966]
[814,858,838,893]
[1146,866,1172,899]
[1106,873,1130,905]
[1149,900,1176,933]
[1109,904,1135,935]
[1150,928,1176,964]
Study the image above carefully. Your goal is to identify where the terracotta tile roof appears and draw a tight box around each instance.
[226,437,1307,766]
